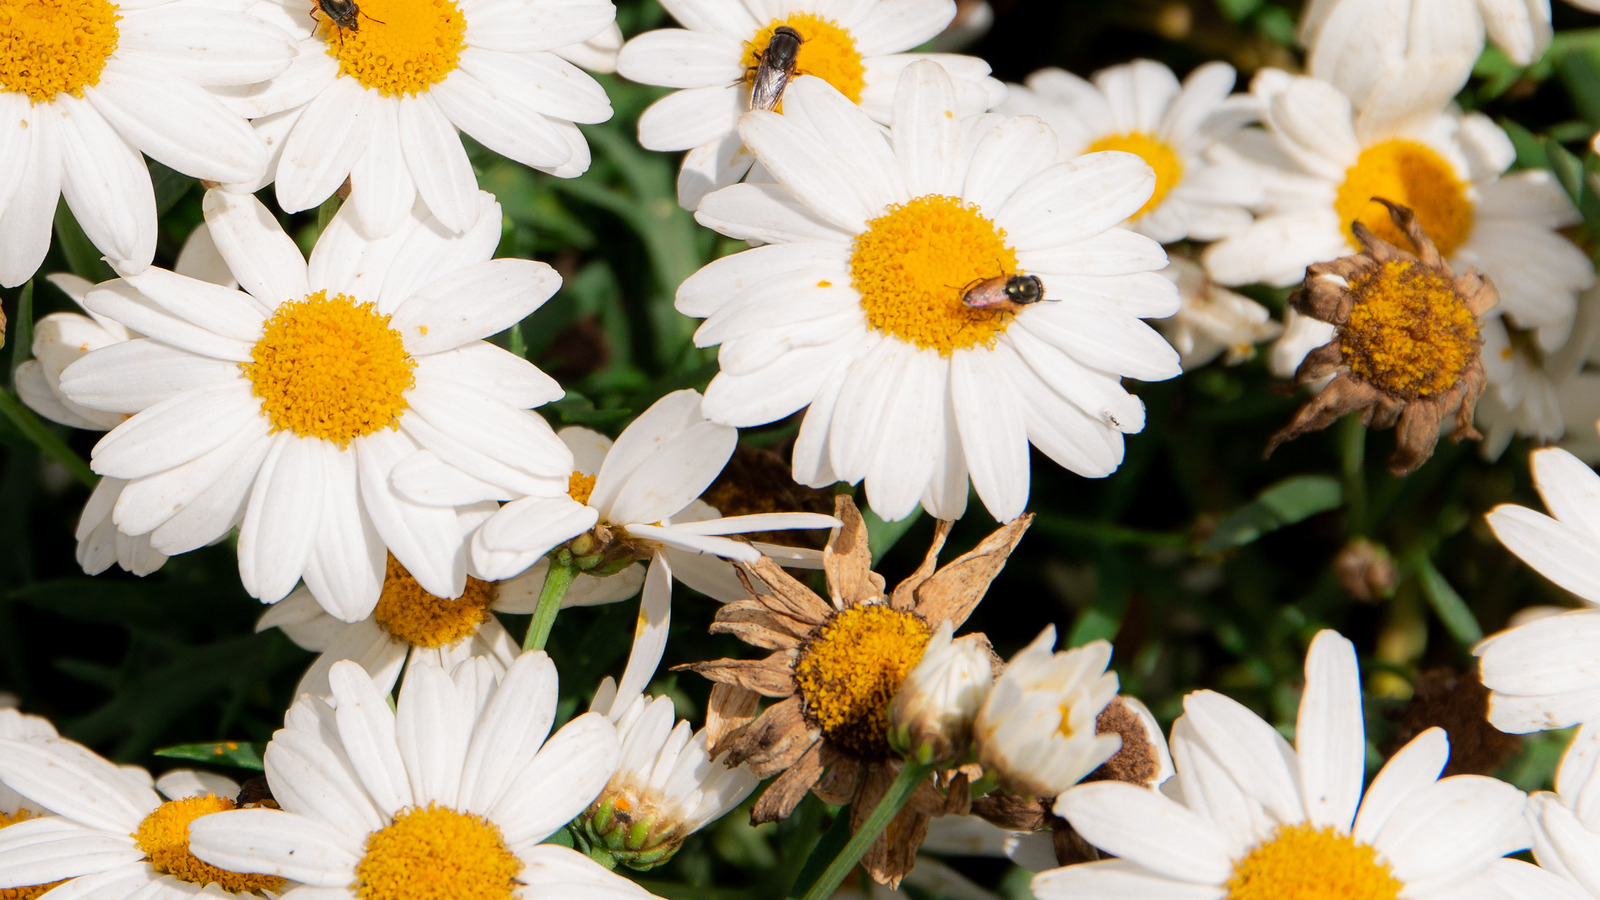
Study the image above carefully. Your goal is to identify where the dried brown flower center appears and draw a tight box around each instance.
[1339,259,1479,399]
[373,554,495,648]
[793,604,932,757]
[133,795,286,894]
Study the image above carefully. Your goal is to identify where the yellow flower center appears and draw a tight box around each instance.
[793,603,932,757]
[132,795,287,894]
[1226,822,1402,900]
[372,554,495,648]
[1335,141,1472,256]
[354,803,522,900]
[1340,258,1479,399]
[319,0,466,97]
[0,810,64,900]
[743,13,864,107]
[243,290,416,446]
[567,470,597,506]
[1085,133,1182,220]
[0,0,119,104]
[851,194,1021,354]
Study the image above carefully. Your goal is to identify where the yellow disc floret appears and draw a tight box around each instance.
[1340,259,1480,399]
[1336,141,1473,256]
[133,795,286,894]
[355,803,522,900]
[852,194,1021,354]
[744,13,864,106]
[793,603,932,757]
[567,470,597,506]
[372,554,495,648]
[1226,822,1402,900]
[244,290,415,445]
[320,0,466,97]
[0,0,119,104]
[1086,133,1182,219]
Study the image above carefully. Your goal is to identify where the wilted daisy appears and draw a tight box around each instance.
[220,0,616,236]
[1037,630,1535,900]
[999,60,1261,243]
[1159,255,1283,369]
[0,0,293,287]
[16,226,235,577]
[1476,447,1600,732]
[1477,284,1600,462]
[0,737,290,898]
[575,680,760,870]
[615,0,1005,209]
[681,61,1182,524]
[58,189,574,622]
[1204,69,1592,354]
[189,652,651,900]
[681,496,1030,885]
[1264,200,1496,476]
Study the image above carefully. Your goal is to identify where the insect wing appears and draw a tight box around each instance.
[961,275,1015,310]
[749,28,801,111]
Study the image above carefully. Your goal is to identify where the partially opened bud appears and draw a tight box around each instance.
[889,620,994,765]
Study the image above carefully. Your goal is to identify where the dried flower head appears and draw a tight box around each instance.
[1265,199,1498,475]
[678,495,1031,886]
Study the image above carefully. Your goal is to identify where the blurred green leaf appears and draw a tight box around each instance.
[864,504,921,565]
[155,741,266,771]
[547,392,633,428]
[53,202,114,282]
[149,159,194,217]
[1201,475,1342,554]
[1214,0,1262,22]
[1409,549,1482,645]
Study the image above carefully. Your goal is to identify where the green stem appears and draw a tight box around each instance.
[524,555,576,651]
[790,761,934,900]
[0,389,96,488]
[1338,414,1368,537]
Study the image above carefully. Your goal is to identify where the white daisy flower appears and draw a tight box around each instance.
[0,0,294,287]
[1524,723,1600,898]
[0,737,290,899]
[1159,255,1283,369]
[1301,0,1600,71]
[16,225,237,577]
[678,61,1181,523]
[889,620,993,765]
[1476,447,1600,732]
[575,680,760,870]
[998,60,1262,244]
[1477,284,1600,462]
[1038,630,1535,900]
[221,0,617,237]
[399,387,835,705]
[615,0,1006,209]
[188,653,653,900]
[1204,69,1594,356]
[56,188,575,623]
[0,706,58,824]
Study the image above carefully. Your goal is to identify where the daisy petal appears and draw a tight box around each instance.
[56,95,156,271]
[202,189,309,306]
[492,711,620,846]
[188,808,361,886]
[328,661,411,816]
[1487,504,1600,606]
[891,60,964,198]
[1352,727,1448,846]
[398,96,479,233]
[515,844,654,898]
[275,79,374,215]
[396,661,471,810]
[613,554,673,709]
[1296,631,1364,833]
[89,66,268,184]
[472,496,597,581]
[1056,782,1234,883]
[460,650,559,815]
[951,345,1030,523]
[390,260,562,355]
[0,816,141,887]
[1032,858,1225,899]
[349,100,417,238]
[237,435,324,604]
[997,152,1157,250]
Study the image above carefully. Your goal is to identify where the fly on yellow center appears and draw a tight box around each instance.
[1225,822,1402,900]
[371,554,495,648]
[1339,259,1479,400]
[742,13,864,108]
[792,604,932,758]
[320,0,466,97]
[1336,141,1473,257]
[0,0,119,104]
[1085,133,1181,220]
[0,810,63,900]
[852,194,1023,354]
[243,290,415,446]
[133,795,287,895]
[355,803,522,900]
[567,470,597,506]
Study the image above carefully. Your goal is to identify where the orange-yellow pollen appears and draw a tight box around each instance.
[0,0,120,103]
[1225,822,1402,900]
[244,290,415,445]
[852,194,1021,354]
[133,795,286,894]
[372,554,495,648]
[793,604,932,758]
[743,13,864,107]
[567,470,597,506]
[319,0,466,97]
[1340,259,1479,399]
[1336,141,1473,256]
[355,803,521,900]
[1085,133,1181,219]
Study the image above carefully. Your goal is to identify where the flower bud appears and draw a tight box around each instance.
[889,621,993,765]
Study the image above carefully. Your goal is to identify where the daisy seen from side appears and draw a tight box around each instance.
[615,0,1006,209]
[1038,630,1536,900]
[188,652,655,900]
[221,0,616,236]
[1477,283,1600,462]
[680,61,1182,524]
[1158,254,1283,369]
[57,188,575,623]
[1523,723,1600,898]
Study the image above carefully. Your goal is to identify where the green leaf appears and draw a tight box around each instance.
[9,279,31,370]
[149,159,194,216]
[1201,475,1343,553]
[1410,549,1482,645]
[863,503,921,565]
[155,741,266,770]
[1215,0,1262,22]
[546,393,632,428]
[53,202,114,282]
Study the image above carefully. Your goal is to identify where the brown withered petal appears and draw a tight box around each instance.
[1084,698,1159,786]
[890,519,954,611]
[705,683,760,752]
[970,794,1050,831]
[853,764,932,889]
[812,748,860,806]
[745,556,833,624]
[753,740,829,824]
[823,495,887,605]
[677,652,795,698]
[724,696,816,775]
[914,512,1034,629]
